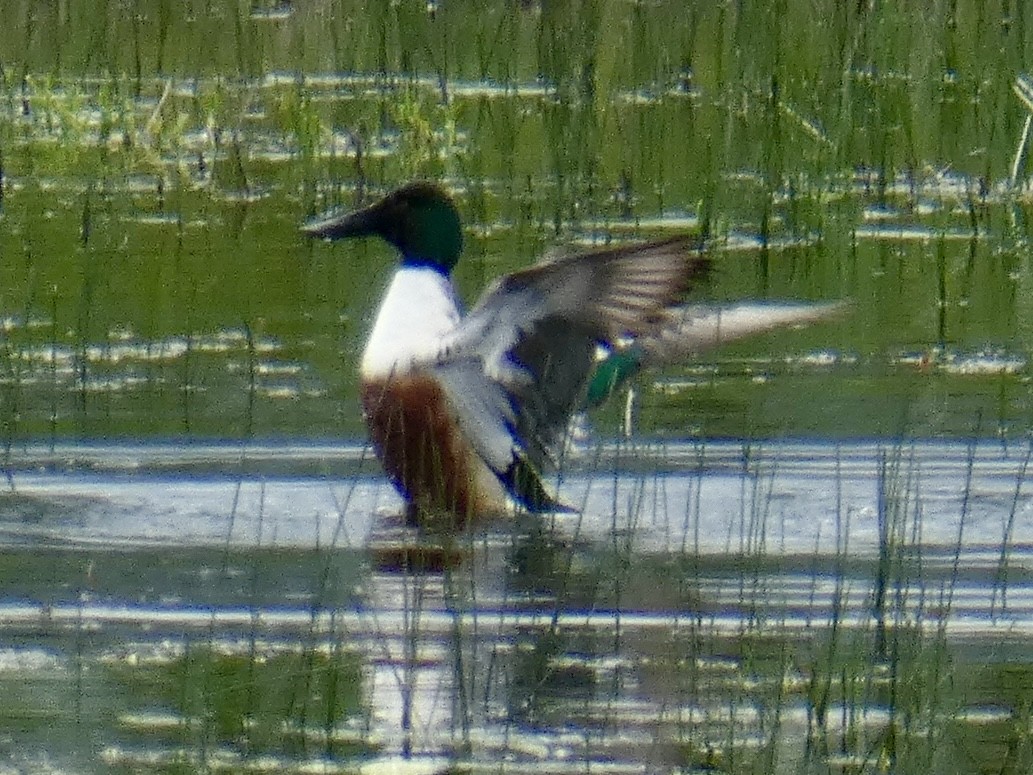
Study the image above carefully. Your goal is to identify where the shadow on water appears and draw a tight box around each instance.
[0,440,1032,772]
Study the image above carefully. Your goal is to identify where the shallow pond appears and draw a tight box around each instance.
[1,440,1032,773]
[5,2,1033,772]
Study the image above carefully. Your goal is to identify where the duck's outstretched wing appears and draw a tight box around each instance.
[585,300,850,407]
[431,236,708,509]
[641,300,850,360]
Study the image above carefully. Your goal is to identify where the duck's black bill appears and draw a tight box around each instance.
[300,205,378,241]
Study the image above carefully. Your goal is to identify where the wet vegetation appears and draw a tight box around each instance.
[0,0,1032,443]
[3,0,1033,772]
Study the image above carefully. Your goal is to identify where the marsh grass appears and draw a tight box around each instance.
[2,15,1032,438]
[186,435,1003,773]
[9,434,1028,772]
[3,1,1033,772]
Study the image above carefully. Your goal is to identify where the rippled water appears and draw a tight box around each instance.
[1,440,1031,773]
[6,5,1033,771]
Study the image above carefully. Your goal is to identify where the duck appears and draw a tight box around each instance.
[303,182,840,529]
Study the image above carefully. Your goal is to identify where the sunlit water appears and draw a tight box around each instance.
[1,439,1031,773]
[7,4,1033,770]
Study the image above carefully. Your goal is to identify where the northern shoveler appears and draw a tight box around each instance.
[303,182,839,529]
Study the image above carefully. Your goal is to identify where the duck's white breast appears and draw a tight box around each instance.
[360,266,462,378]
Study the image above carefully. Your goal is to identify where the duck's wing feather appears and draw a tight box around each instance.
[585,300,850,407]
[484,235,707,339]
[638,300,850,362]
[433,236,708,499]
[433,356,571,512]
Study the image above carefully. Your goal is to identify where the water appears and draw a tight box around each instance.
[0,439,1031,773]
[3,19,1033,442]
[5,3,1033,771]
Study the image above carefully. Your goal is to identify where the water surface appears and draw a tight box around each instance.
[1,440,1031,773]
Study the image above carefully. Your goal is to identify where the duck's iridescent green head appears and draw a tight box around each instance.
[302,182,463,273]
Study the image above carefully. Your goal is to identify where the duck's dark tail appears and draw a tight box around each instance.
[501,457,576,514]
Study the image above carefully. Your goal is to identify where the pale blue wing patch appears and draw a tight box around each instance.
[433,358,520,474]
[433,358,570,512]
